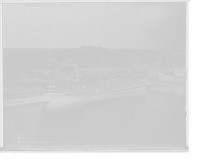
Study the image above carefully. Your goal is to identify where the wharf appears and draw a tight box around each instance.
[3,89,48,106]
[3,76,158,106]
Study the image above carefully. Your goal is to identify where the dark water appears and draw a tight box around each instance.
[3,94,187,150]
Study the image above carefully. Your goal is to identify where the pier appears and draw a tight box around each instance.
[3,89,48,106]
[3,65,159,106]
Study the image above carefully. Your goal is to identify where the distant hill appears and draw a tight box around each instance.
[3,48,48,55]
[3,47,184,59]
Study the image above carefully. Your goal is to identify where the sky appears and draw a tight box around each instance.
[3,2,186,49]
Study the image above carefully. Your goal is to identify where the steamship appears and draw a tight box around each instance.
[42,68,147,100]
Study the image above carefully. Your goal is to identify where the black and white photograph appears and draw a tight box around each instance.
[1,1,188,151]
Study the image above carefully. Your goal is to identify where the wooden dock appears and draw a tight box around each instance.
[3,89,48,106]
[3,66,159,106]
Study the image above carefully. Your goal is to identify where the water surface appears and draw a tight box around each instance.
[3,85,186,150]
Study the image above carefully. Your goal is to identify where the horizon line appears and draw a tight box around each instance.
[2,46,185,51]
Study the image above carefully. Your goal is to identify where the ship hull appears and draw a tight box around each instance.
[45,78,147,101]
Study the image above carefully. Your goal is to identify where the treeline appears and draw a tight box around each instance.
[3,47,185,73]
[3,47,179,60]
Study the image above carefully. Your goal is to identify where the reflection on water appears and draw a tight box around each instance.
[3,94,187,150]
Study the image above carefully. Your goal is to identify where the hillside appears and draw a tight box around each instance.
[3,47,185,72]
[3,48,48,55]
